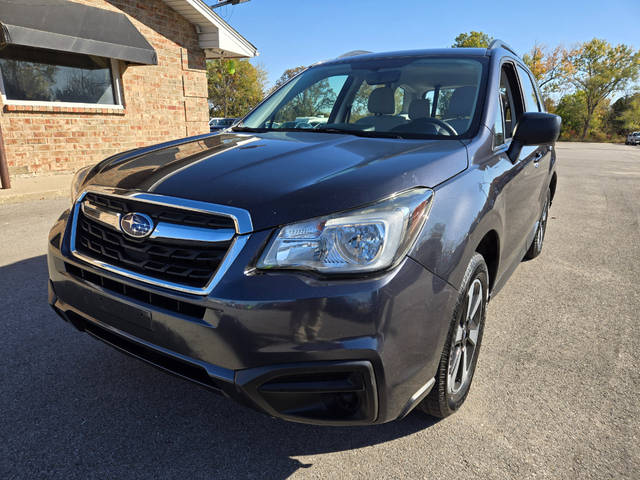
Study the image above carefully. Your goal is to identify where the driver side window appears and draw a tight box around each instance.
[496,63,522,145]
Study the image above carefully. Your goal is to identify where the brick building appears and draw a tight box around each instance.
[0,0,256,187]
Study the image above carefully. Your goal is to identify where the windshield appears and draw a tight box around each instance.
[239,56,486,139]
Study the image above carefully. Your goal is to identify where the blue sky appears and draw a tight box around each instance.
[212,0,640,88]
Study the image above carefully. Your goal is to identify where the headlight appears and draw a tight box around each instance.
[70,165,92,204]
[257,188,433,274]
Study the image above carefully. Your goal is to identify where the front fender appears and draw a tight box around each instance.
[409,162,501,291]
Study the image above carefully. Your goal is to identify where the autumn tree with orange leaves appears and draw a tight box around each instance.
[523,43,564,110]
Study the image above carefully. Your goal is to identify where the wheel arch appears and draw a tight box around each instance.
[549,172,557,203]
[475,230,500,294]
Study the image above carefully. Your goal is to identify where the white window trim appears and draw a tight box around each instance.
[0,58,125,110]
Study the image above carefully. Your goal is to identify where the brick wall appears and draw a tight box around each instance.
[0,0,210,175]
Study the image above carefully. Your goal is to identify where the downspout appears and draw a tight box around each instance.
[0,26,10,188]
[0,122,10,189]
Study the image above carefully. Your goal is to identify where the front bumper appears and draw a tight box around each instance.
[48,209,457,425]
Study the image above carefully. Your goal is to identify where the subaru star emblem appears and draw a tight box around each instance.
[120,212,154,238]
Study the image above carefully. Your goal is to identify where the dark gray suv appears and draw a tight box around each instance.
[48,40,560,425]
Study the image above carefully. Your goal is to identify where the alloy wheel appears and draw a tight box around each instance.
[447,278,483,395]
[537,197,549,246]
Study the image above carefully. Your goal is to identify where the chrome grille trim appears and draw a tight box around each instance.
[126,191,252,234]
[75,185,253,234]
[81,200,236,244]
[69,187,252,296]
[81,201,121,231]
[149,223,235,244]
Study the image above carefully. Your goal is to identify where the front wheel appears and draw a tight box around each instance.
[419,253,488,418]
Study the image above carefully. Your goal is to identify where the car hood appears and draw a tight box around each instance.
[85,131,468,231]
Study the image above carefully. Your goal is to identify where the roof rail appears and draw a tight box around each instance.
[337,50,372,59]
[488,39,519,58]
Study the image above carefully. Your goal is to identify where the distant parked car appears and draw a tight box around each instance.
[625,132,640,145]
[209,117,238,132]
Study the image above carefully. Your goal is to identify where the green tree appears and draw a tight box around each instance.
[452,31,493,48]
[608,92,640,135]
[555,92,588,139]
[561,38,640,140]
[555,91,610,141]
[207,59,267,117]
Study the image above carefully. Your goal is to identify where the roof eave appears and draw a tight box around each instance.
[162,0,257,58]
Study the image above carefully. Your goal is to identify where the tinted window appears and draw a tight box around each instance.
[517,65,540,113]
[0,45,116,104]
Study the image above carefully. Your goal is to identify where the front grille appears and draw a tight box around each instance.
[74,193,234,289]
[84,193,236,229]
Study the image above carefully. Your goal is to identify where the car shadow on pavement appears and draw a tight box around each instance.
[1,255,438,479]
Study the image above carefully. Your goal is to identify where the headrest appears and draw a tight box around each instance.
[368,87,395,115]
[409,99,431,120]
[447,86,476,117]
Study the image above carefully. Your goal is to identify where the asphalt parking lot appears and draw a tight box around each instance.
[1,142,639,479]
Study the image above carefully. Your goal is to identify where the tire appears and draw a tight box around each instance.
[524,189,550,260]
[419,253,489,418]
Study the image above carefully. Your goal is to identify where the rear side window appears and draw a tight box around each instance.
[517,65,540,113]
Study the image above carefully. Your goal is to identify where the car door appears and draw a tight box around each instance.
[491,61,542,272]
[515,64,552,244]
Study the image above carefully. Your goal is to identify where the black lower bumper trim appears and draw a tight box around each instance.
[75,312,228,394]
[50,303,379,425]
[236,361,378,426]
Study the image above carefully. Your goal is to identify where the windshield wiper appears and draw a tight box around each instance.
[312,127,358,135]
[314,128,406,139]
[232,125,408,139]
[231,126,268,133]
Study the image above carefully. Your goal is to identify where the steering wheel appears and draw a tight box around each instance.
[417,117,458,136]
[391,117,458,136]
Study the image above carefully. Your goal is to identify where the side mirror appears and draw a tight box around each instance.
[507,112,562,162]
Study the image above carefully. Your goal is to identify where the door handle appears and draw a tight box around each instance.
[533,151,544,164]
